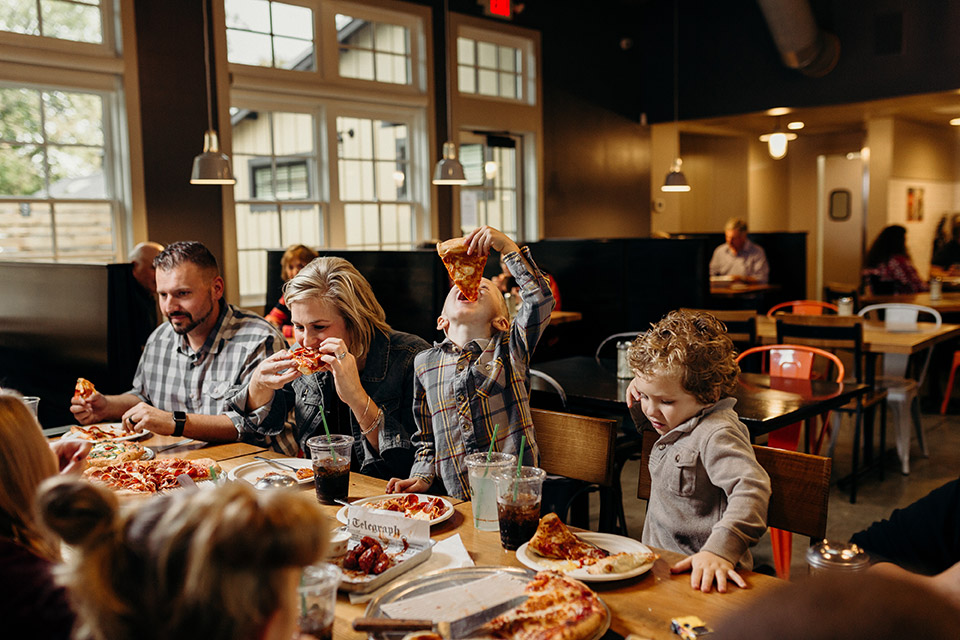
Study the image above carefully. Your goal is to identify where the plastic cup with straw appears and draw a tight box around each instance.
[319,405,338,465]
[512,435,526,501]
[472,425,499,528]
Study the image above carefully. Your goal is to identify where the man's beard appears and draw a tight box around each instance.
[169,299,216,335]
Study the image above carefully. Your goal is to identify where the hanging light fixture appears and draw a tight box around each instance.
[190,0,236,185]
[661,0,690,193]
[759,116,798,160]
[432,0,468,185]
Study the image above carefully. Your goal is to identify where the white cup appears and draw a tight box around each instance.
[22,396,40,417]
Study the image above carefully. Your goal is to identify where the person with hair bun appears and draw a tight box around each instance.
[37,479,328,640]
[626,310,771,594]
[0,391,91,640]
[234,256,429,479]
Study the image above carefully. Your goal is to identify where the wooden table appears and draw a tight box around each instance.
[756,315,960,355]
[530,356,866,438]
[550,310,583,325]
[710,282,780,297]
[218,460,784,640]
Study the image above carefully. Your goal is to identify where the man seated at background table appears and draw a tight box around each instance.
[70,241,286,444]
[709,217,770,284]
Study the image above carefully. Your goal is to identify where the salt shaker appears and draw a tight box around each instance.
[930,277,943,301]
[806,540,869,576]
[837,296,854,316]
[616,341,633,379]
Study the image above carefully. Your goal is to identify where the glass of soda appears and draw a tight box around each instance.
[494,466,546,550]
[465,452,517,531]
[306,434,353,504]
[298,562,341,640]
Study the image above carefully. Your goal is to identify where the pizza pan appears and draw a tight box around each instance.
[337,536,434,594]
[336,494,455,526]
[363,566,610,640]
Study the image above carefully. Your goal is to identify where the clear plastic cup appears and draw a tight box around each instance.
[465,452,517,531]
[494,466,546,550]
[298,562,341,640]
[22,396,40,417]
[306,434,353,504]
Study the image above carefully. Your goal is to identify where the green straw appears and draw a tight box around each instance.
[512,435,526,501]
[474,425,500,528]
[319,407,339,465]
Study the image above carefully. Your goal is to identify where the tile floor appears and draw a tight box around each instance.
[600,409,960,580]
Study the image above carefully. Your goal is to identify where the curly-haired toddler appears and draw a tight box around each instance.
[627,310,771,593]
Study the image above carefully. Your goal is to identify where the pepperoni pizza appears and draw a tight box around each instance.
[437,237,487,302]
[290,346,324,375]
[83,457,221,494]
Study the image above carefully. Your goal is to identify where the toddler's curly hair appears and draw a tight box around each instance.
[628,310,739,404]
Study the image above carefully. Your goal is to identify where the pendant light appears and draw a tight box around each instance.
[190,0,236,185]
[432,0,468,185]
[759,116,797,160]
[661,0,690,193]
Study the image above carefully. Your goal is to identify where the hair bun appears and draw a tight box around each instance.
[37,477,118,547]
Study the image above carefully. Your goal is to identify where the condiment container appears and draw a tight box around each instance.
[930,277,943,301]
[616,341,633,379]
[806,540,869,576]
[837,297,854,316]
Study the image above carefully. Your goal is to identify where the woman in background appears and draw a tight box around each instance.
[0,391,90,640]
[861,225,927,294]
[266,244,319,339]
[37,479,328,640]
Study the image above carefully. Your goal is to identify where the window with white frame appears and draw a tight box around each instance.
[458,134,519,238]
[231,108,324,299]
[0,0,104,44]
[336,14,411,85]
[224,0,315,70]
[457,35,525,101]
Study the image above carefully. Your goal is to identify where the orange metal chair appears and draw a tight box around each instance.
[767,300,839,318]
[737,344,844,580]
[941,351,960,415]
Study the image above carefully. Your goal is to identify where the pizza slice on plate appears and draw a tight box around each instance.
[437,237,487,302]
[86,441,146,467]
[69,423,138,442]
[290,346,324,375]
[83,457,221,494]
[528,513,609,562]
[74,377,97,400]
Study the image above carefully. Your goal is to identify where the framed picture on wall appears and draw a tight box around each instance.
[907,187,924,221]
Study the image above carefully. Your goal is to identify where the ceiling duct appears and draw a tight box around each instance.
[757,0,840,77]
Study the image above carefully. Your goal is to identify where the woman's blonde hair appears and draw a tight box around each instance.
[628,310,740,404]
[284,256,391,358]
[0,391,60,560]
[38,479,328,640]
[281,244,319,280]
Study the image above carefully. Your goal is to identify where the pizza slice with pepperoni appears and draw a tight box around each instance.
[290,346,324,375]
[437,237,487,302]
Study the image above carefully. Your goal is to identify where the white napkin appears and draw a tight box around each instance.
[348,533,475,604]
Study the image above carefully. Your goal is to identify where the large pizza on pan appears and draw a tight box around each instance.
[83,458,221,494]
[437,237,487,302]
[289,346,324,375]
[483,571,607,640]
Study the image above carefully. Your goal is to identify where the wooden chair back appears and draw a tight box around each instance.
[775,314,865,381]
[531,408,616,486]
[682,308,758,348]
[768,300,839,317]
[637,430,831,539]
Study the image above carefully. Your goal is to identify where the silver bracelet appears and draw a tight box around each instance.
[359,406,383,435]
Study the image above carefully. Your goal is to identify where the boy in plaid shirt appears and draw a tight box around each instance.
[386,226,555,499]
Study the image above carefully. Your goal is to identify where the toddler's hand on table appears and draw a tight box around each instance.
[386,477,429,494]
[671,550,746,593]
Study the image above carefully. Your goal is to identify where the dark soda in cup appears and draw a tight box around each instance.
[497,494,540,550]
[306,434,353,505]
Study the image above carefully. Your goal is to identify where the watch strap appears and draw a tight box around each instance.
[173,410,187,437]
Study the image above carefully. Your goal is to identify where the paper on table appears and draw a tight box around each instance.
[348,533,476,605]
[377,572,529,621]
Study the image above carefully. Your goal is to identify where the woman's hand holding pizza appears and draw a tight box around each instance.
[317,338,366,411]
[70,391,109,425]
[247,350,302,410]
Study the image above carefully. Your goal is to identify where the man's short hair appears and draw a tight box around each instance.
[154,241,219,275]
[725,218,748,234]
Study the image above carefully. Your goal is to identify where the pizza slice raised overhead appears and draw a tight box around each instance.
[74,377,97,400]
[527,513,609,562]
[437,237,487,302]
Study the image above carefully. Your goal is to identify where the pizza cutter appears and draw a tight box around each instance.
[352,595,528,639]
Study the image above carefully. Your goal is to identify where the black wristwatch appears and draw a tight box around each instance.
[172,410,187,437]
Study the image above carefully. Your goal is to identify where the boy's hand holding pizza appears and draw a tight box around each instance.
[464,225,519,258]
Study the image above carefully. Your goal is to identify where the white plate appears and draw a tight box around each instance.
[61,423,150,442]
[228,458,314,486]
[515,532,656,582]
[336,493,455,526]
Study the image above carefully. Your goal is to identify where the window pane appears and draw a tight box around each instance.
[344,204,363,246]
[477,41,496,68]
[362,204,378,245]
[397,205,412,243]
[0,143,46,196]
[43,91,103,145]
[47,145,105,198]
[376,161,402,200]
[478,69,497,96]
[41,0,102,44]
[274,159,309,199]
[378,24,407,54]
[340,48,375,81]
[232,153,263,200]
[271,2,312,40]
[337,17,410,86]
[0,88,43,143]
[274,37,314,71]
[459,143,484,185]
[54,202,113,255]
[380,203,397,244]
[227,29,274,66]
[239,249,268,297]
[498,46,516,71]
[375,52,407,84]
[232,114,272,155]
[280,204,322,246]
[337,119,362,158]
[0,2,39,35]
[272,112,314,156]
[225,0,270,32]
[457,37,474,65]
[338,159,374,200]
[339,16,373,49]
[499,73,516,99]
[354,119,374,158]
[0,201,53,257]
[458,65,475,93]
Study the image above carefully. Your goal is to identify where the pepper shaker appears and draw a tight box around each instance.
[616,341,633,379]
